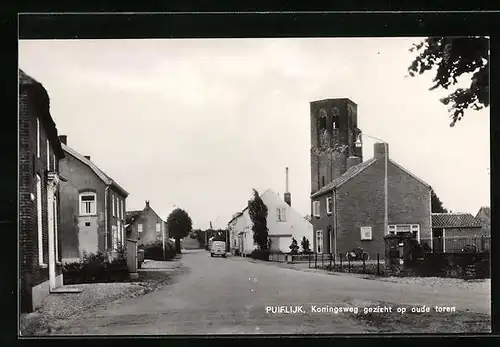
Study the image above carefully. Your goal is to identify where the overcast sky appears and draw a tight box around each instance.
[19,38,490,229]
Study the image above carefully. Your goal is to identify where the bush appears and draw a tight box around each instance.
[250,249,269,261]
[143,240,176,261]
[62,246,129,284]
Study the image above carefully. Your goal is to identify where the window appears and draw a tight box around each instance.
[112,194,115,217]
[156,223,161,232]
[322,176,325,187]
[276,207,286,222]
[79,192,97,216]
[360,226,372,240]
[46,139,50,169]
[138,224,143,233]
[118,199,122,219]
[313,201,320,217]
[117,221,122,247]
[36,118,40,158]
[36,174,44,265]
[112,225,118,250]
[326,197,333,215]
[316,230,323,254]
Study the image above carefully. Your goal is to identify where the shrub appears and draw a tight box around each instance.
[301,236,311,254]
[62,247,129,284]
[289,238,299,255]
[143,240,177,261]
[250,248,269,261]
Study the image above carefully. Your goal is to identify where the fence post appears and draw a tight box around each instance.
[321,253,324,268]
[315,253,318,269]
[333,255,336,272]
[348,256,351,273]
[329,253,333,269]
[377,253,380,276]
[363,255,366,273]
[308,253,311,268]
[340,253,343,272]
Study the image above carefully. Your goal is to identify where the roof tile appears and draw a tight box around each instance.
[431,213,482,228]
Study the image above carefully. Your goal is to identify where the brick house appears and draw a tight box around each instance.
[309,98,431,259]
[125,200,167,247]
[431,213,486,252]
[58,136,128,262]
[19,69,66,312]
[475,206,491,236]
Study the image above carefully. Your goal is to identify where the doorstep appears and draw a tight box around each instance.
[50,286,83,294]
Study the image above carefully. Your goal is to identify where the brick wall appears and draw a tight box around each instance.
[19,86,62,312]
[311,158,431,259]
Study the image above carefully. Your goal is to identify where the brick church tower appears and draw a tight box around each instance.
[310,98,363,195]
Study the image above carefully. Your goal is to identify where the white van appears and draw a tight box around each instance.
[211,240,226,257]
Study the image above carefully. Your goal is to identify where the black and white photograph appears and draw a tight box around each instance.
[18,34,490,335]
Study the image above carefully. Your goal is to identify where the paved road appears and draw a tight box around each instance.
[54,250,490,335]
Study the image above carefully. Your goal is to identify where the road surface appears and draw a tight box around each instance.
[53,249,490,335]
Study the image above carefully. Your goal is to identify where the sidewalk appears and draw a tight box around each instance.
[228,254,491,292]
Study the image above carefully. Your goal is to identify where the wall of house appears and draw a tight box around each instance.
[19,85,63,312]
[311,159,431,259]
[59,152,107,260]
[130,206,165,247]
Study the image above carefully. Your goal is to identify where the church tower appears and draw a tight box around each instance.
[310,98,363,194]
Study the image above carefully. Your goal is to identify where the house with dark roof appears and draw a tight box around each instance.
[19,69,66,312]
[475,206,491,236]
[431,213,487,252]
[125,200,167,247]
[58,136,129,262]
[309,98,432,259]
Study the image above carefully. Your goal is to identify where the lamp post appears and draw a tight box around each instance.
[356,134,388,237]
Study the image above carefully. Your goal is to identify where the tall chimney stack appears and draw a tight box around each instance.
[284,167,291,206]
[145,200,150,208]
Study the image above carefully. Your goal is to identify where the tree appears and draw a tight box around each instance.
[301,236,311,254]
[248,189,269,250]
[431,188,448,213]
[166,208,193,254]
[408,37,489,127]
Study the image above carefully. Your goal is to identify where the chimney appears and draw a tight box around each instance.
[84,155,91,161]
[145,200,150,208]
[284,167,292,206]
[58,135,67,145]
[374,142,389,160]
[347,156,362,169]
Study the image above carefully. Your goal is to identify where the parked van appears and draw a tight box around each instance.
[210,231,227,257]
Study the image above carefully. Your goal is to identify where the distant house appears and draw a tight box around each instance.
[475,207,491,236]
[431,213,486,252]
[58,137,129,262]
[19,69,66,312]
[228,189,313,255]
[126,200,167,247]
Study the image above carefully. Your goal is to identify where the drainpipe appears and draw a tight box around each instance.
[333,187,337,259]
[104,185,110,252]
